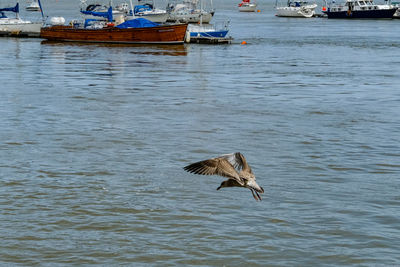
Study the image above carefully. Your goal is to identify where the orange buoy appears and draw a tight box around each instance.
[257,9,261,12]
[241,41,247,45]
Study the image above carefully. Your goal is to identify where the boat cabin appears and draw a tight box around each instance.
[346,0,379,10]
[287,1,311,7]
[328,0,392,11]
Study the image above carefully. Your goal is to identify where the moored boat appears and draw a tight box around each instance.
[275,0,317,17]
[0,3,42,37]
[126,0,169,23]
[26,0,41,11]
[187,23,228,38]
[238,0,257,12]
[40,7,188,44]
[322,0,397,18]
[166,0,214,23]
[391,1,400,17]
[186,20,231,43]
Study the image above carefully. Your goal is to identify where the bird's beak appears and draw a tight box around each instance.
[248,180,264,194]
[250,189,262,201]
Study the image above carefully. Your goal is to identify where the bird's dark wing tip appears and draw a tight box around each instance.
[183,164,194,173]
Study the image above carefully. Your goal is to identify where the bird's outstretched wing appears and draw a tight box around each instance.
[183,156,244,185]
[220,152,253,174]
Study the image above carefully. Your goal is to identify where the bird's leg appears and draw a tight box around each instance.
[250,189,260,201]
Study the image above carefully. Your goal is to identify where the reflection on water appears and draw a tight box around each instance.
[41,40,188,56]
[1,2,400,266]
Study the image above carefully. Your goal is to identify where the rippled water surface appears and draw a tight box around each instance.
[1,0,400,265]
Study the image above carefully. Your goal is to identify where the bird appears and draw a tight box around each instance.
[183,152,264,201]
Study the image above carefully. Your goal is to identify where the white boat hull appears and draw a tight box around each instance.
[275,4,317,17]
[26,7,41,11]
[238,3,257,12]
[26,6,40,11]
[127,12,169,23]
[0,20,42,36]
[167,12,213,23]
[26,1,40,11]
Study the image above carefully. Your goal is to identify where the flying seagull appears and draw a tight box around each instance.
[183,152,264,201]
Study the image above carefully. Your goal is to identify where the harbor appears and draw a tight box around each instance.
[1,0,400,266]
[1,0,399,43]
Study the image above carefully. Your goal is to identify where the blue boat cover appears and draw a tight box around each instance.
[81,6,113,22]
[0,3,19,13]
[116,18,159,29]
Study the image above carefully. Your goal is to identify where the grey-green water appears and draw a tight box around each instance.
[1,0,400,265]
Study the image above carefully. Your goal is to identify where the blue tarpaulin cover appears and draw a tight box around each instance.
[116,18,159,29]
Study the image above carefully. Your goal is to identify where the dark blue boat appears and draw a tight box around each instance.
[323,0,397,18]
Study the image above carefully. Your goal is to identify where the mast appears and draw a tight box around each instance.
[129,0,134,15]
[16,3,19,19]
[200,0,203,25]
[38,0,44,19]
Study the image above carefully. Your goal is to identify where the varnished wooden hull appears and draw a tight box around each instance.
[40,24,188,44]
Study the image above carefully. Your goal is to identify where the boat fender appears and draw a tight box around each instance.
[185,32,190,43]
[50,17,66,26]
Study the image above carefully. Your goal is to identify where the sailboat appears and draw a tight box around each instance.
[186,0,230,43]
[238,0,257,12]
[167,0,214,23]
[126,0,169,23]
[26,0,41,11]
[0,3,42,36]
[275,0,317,17]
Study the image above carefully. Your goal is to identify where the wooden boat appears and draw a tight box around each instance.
[41,6,187,44]
[41,22,188,44]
